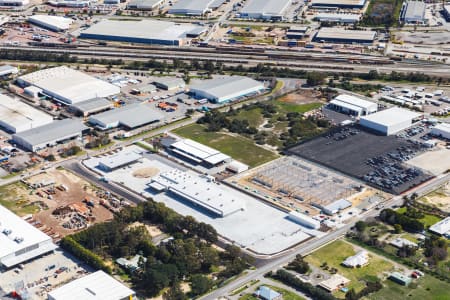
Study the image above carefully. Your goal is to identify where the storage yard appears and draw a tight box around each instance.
[288,126,433,194]
[2,168,116,238]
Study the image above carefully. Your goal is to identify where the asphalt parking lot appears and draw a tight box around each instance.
[288,126,433,194]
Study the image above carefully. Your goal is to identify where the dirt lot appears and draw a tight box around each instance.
[22,168,115,237]
[418,181,450,213]
[277,89,325,105]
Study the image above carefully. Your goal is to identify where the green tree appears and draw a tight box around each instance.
[306,72,326,86]
[190,274,213,296]
[393,223,402,234]
[355,221,367,232]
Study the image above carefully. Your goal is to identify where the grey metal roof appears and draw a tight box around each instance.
[189,76,263,99]
[127,0,162,9]
[90,103,163,129]
[12,119,88,146]
[153,77,185,89]
[241,0,291,16]
[169,0,214,12]
[70,98,112,113]
[403,1,426,21]
[80,19,203,42]
[315,28,376,41]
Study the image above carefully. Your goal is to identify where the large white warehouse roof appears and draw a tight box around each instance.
[28,15,73,31]
[170,138,230,165]
[0,94,53,133]
[189,76,264,103]
[80,19,204,46]
[48,271,136,300]
[360,107,421,135]
[149,169,245,217]
[18,66,120,105]
[169,0,216,15]
[88,103,163,130]
[360,107,421,127]
[241,0,292,19]
[0,205,57,268]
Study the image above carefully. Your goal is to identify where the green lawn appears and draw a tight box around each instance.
[368,274,450,300]
[239,295,258,300]
[305,240,394,296]
[231,108,264,127]
[172,123,279,167]
[273,101,322,114]
[396,207,442,228]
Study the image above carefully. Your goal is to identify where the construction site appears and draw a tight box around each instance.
[228,156,372,215]
[18,168,122,238]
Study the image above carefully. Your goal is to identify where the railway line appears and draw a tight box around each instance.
[2,44,450,76]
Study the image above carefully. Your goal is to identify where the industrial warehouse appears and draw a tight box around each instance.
[239,0,292,20]
[188,76,265,103]
[401,0,427,24]
[27,15,73,32]
[313,28,377,44]
[328,94,378,117]
[149,169,245,217]
[168,0,224,15]
[88,103,163,130]
[431,123,450,139]
[0,204,57,269]
[17,66,120,105]
[126,0,163,11]
[12,119,88,152]
[79,19,205,46]
[69,97,113,117]
[167,138,231,167]
[310,0,367,9]
[47,271,136,300]
[359,107,422,136]
[0,94,53,133]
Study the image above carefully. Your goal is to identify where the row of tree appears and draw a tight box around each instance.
[379,208,424,232]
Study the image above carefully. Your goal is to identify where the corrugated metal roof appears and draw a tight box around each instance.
[89,103,163,129]
[12,118,88,146]
[48,271,135,300]
[360,107,421,126]
[189,76,263,101]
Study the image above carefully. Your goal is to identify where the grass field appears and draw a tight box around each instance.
[305,240,394,296]
[273,101,322,114]
[368,274,450,300]
[0,182,40,215]
[172,123,279,167]
[396,207,442,228]
[232,107,264,127]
